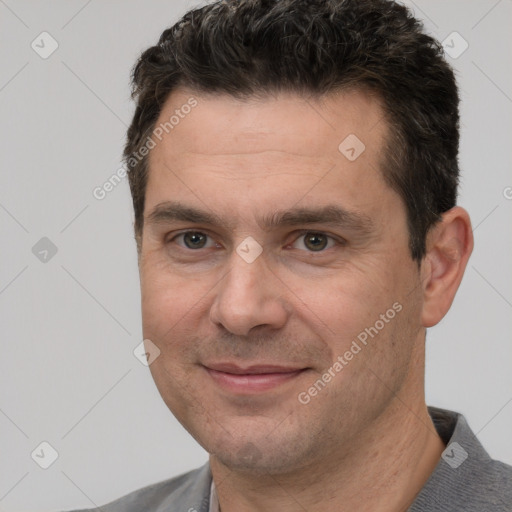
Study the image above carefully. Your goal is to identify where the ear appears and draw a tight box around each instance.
[420,206,474,328]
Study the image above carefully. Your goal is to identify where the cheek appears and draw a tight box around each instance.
[140,257,196,340]
[304,261,412,360]
[321,267,391,327]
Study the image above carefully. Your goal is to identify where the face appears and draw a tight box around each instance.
[139,88,427,475]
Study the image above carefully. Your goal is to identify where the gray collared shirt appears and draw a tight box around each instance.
[67,406,512,511]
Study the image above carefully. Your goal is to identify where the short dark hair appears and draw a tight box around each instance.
[124,0,460,261]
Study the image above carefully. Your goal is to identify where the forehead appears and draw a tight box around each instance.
[144,87,395,229]
[150,87,387,158]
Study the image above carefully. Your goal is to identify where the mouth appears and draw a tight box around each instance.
[202,363,309,394]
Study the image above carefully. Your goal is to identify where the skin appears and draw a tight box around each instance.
[138,87,473,512]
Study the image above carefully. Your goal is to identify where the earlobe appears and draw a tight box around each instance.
[420,207,474,328]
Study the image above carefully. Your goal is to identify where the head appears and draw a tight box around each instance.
[124,0,473,474]
[126,0,461,262]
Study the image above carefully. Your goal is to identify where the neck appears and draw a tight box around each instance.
[210,400,445,512]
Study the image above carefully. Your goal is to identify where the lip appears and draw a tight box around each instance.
[203,363,307,394]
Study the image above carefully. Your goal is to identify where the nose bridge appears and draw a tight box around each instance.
[209,245,288,336]
[225,253,263,299]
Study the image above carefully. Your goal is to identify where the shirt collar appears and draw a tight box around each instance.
[208,478,220,512]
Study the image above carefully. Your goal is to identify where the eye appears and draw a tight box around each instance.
[168,230,341,254]
[290,231,338,252]
[171,231,218,250]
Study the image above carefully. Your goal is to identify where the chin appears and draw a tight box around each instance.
[213,447,288,475]
[206,428,316,476]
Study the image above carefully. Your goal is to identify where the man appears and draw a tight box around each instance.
[70,0,512,510]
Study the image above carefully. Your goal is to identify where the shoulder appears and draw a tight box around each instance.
[415,407,512,511]
[476,458,512,509]
[447,456,512,511]
[63,463,211,512]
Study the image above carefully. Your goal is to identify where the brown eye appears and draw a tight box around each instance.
[303,233,329,251]
[291,232,336,252]
[182,232,209,249]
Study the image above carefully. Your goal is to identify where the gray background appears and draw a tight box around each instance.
[0,1,511,510]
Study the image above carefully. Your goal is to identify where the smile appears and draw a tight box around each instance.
[203,363,308,394]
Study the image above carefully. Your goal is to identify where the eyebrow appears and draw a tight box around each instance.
[145,201,374,233]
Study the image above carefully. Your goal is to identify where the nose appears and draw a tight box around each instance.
[209,247,290,337]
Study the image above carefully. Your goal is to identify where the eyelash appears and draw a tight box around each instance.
[168,230,343,254]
